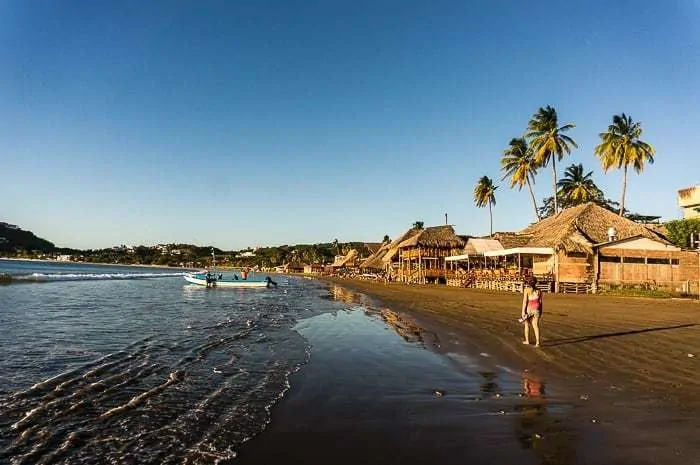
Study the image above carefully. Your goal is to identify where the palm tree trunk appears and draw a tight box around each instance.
[489,201,493,238]
[619,165,628,216]
[526,177,540,221]
[552,156,558,213]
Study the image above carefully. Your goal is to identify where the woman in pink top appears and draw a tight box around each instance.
[521,276,543,347]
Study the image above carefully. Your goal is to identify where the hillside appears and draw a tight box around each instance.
[0,222,55,252]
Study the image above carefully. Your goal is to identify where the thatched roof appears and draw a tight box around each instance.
[359,241,392,270]
[331,249,359,268]
[519,202,670,254]
[364,243,382,254]
[397,225,465,249]
[492,232,532,249]
[381,228,422,264]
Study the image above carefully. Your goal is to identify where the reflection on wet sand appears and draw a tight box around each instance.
[514,372,577,464]
[328,284,426,344]
[480,371,499,396]
[328,284,374,307]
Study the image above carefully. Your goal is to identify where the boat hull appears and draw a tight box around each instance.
[184,274,270,288]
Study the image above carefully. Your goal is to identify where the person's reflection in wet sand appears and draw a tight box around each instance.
[479,371,499,396]
[514,372,577,464]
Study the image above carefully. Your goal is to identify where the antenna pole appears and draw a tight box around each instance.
[445,213,448,225]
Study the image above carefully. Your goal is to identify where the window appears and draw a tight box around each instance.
[671,259,680,265]
[647,257,670,265]
[600,256,621,263]
[623,257,645,264]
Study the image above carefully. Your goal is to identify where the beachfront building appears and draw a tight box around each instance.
[678,185,700,219]
[396,225,465,284]
[330,249,360,273]
[303,263,325,274]
[446,202,699,294]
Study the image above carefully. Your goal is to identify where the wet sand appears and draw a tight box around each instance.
[236,279,700,465]
[317,279,700,464]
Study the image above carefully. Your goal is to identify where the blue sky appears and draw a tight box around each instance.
[2,1,699,250]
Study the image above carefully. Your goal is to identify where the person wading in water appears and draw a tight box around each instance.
[520,276,543,347]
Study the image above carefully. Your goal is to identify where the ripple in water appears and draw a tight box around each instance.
[0,263,329,464]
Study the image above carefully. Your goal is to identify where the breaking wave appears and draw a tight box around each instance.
[12,272,185,283]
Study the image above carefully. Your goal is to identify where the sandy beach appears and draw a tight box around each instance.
[317,279,700,464]
[237,278,700,465]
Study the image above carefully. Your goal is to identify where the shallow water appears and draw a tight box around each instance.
[1,261,578,464]
[0,261,329,463]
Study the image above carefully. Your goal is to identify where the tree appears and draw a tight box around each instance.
[412,221,424,229]
[526,105,578,214]
[501,137,540,220]
[473,176,498,237]
[382,234,391,243]
[664,219,700,249]
[557,163,603,204]
[594,113,655,216]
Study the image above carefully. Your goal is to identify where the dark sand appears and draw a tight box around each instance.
[238,279,700,465]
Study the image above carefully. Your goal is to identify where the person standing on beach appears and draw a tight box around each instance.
[521,276,542,347]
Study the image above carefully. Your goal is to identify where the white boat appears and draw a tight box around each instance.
[184,272,273,288]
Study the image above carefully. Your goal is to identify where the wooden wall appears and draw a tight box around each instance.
[598,248,699,286]
[557,251,592,283]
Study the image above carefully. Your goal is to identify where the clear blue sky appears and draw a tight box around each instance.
[2,1,699,250]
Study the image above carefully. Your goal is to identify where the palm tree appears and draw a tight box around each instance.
[594,113,655,216]
[557,164,603,205]
[473,176,498,237]
[526,105,578,214]
[412,221,424,229]
[501,137,540,220]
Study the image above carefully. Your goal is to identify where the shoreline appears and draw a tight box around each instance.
[0,257,194,270]
[316,277,700,464]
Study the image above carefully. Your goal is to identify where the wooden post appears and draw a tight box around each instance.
[418,248,423,284]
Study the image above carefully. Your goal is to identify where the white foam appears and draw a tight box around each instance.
[16,272,184,282]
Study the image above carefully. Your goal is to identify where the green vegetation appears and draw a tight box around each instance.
[0,223,55,253]
[598,286,679,299]
[525,105,578,214]
[500,137,540,220]
[473,175,497,237]
[556,163,603,204]
[664,218,700,249]
[594,113,655,216]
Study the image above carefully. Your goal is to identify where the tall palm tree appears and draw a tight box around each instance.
[526,105,578,214]
[473,176,498,237]
[501,137,540,220]
[557,164,603,205]
[594,113,655,216]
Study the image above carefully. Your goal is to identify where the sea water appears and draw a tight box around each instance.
[0,260,568,465]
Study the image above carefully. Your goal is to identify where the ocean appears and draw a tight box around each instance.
[0,260,577,465]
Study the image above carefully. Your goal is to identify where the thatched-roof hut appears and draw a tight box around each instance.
[518,202,668,255]
[481,202,694,292]
[380,227,422,269]
[397,225,466,283]
[331,249,359,269]
[359,241,392,271]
